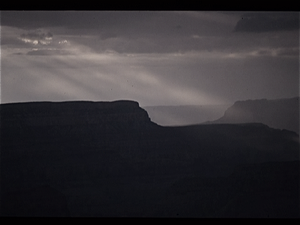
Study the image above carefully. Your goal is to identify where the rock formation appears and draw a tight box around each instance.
[1,100,299,217]
[210,97,299,133]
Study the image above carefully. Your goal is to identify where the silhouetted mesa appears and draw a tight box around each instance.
[1,100,299,217]
[1,100,157,153]
[0,100,153,127]
[209,97,299,134]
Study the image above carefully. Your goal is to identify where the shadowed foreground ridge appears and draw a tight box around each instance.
[1,100,299,217]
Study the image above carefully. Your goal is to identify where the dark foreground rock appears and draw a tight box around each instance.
[1,100,299,217]
[2,185,70,217]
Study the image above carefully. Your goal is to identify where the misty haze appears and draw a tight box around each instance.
[0,11,299,218]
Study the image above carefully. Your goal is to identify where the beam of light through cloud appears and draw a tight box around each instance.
[1,12,299,107]
[1,44,230,106]
[3,44,298,106]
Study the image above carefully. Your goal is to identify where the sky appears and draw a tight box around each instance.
[1,11,299,106]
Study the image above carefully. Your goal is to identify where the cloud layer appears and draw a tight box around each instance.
[1,12,299,106]
[234,12,299,32]
[20,29,53,45]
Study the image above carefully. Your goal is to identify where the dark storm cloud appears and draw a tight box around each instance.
[234,12,299,32]
[1,11,75,29]
[1,11,236,38]
[1,11,158,30]
[1,11,241,55]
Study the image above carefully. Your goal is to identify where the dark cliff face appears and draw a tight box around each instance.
[0,100,153,127]
[1,100,157,151]
[1,100,299,217]
[211,97,299,134]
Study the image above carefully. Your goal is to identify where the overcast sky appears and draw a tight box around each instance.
[1,11,299,106]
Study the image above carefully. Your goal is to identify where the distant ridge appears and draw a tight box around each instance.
[208,97,299,134]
